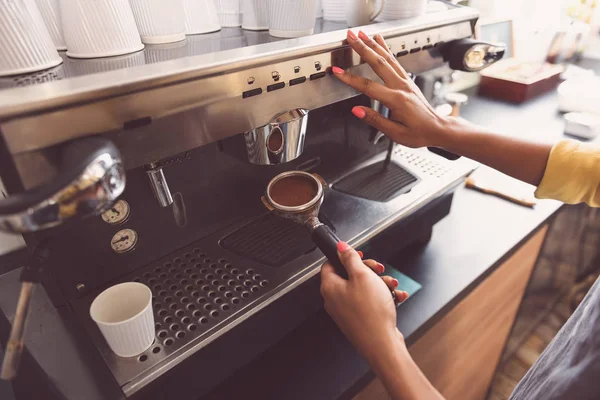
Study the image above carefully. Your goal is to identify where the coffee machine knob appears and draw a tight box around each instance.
[440,38,506,72]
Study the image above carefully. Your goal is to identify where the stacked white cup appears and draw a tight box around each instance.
[0,0,63,76]
[35,0,66,50]
[378,0,427,21]
[322,0,345,21]
[183,0,221,35]
[242,0,268,31]
[268,0,317,38]
[129,0,186,44]
[215,0,241,27]
[60,0,144,58]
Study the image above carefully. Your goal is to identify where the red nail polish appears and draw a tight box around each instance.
[332,66,344,74]
[358,31,369,41]
[352,106,366,119]
[337,241,350,253]
[392,278,399,287]
[347,30,357,40]
[357,251,364,259]
[376,262,385,273]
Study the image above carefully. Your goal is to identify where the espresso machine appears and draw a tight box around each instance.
[0,2,504,399]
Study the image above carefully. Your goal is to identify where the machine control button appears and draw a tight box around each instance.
[101,200,130,225]
[111,229,138,254]
[422,44,433,50]
[310,72,327,80]
[267,82,286,92]
[314,61,322,71]
[242,88,263,98]
[289,76,307,86]
[410,47,421,54]
[396,50,409,57]
[294,66,301,73]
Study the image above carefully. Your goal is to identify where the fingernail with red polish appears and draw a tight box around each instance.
[357,251,364,259]
[352,106,366,119]
[392,278,399,287]
[332,66,344,75]
[347,30,357,40]
[358,31,369,41]
[337,241,350,253]
[377,262,385,273]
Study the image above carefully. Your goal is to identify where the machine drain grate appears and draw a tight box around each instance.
[220,214,317,267]
[333,161,419,202]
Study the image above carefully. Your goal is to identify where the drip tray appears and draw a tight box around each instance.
[220,214,333,267]
[333,161,419,202]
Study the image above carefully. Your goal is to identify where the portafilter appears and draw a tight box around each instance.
[262,171,398,304]
[0,136,125,381]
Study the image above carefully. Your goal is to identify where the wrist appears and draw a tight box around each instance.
[364,327,407,369]
[431,116,466,150]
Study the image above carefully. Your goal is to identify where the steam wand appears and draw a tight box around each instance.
[1,239,51,381]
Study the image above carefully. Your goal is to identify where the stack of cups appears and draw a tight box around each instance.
[60,0,144,58]
[316,0,323,18]
[322,0,345,21]
[35,0,66,50]
[129,0,186,44]
[0,0,63,76]
[215,0,241,27]
[268,0,317,38]
[378,0,427,21]
[90,282,155,358]
[242,0,268,31]
[183,0,221,35]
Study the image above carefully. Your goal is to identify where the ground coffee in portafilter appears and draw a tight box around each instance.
[269,175,319,207]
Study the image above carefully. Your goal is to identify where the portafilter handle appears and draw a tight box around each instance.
[0,136,125,234]
[306,218,348,279]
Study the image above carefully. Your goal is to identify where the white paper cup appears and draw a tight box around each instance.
[62,50,145,75]
[184,0,221,35]
[129,0,186,44]
[90,282,155,358]
[145,40,188,63]
[268,0,317,38]
[0,0,63,76]
[215,0,240,27]
[378,0,426,21]
[242,0,268,31]
[60,0,144,59]
[322,0,345,21]
[35,0,66,50]
[316,0,322,18]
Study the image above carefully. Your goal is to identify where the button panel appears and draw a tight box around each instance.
[397,50,409,57]
[410,47,421,54]
[289,77,307,86]
[310,72,327,80]
[267,82,286,92]
[242,88,263,98]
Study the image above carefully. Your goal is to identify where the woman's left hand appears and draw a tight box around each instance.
[320,241,408,362]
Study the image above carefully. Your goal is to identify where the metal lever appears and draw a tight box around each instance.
[146,165,173,207]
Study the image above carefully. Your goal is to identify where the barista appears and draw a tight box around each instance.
[320,30,600,400]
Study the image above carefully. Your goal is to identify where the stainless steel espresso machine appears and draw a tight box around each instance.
[0,3,504,399]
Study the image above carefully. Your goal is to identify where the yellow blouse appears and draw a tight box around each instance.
[535,140,600,207]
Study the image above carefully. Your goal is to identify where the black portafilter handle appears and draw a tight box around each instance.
[311,223,348,279]
[427,147,461,161]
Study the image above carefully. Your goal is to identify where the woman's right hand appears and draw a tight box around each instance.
[332,30,459,149]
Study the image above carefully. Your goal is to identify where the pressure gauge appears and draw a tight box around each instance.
[101,200,130,225]
[111,229,138,254]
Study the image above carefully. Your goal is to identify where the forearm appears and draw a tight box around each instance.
[367,330,444,400]
[438,118,553,187]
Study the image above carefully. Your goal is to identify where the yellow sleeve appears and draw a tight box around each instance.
[535,140,600,207]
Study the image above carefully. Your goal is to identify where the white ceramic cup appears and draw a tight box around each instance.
[268,0,317,38]
[90,282,155,358]
[60,0,144,59]
[242,0,268,31]
[35,0,66,50]
[129,0,186,44]
[184,0,221,35]
[346,0,384,27]
[316,0,322,18]
[0,0,63,76]
[215,0,240,27]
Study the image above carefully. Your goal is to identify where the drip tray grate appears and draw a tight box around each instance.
[333,161,419,202]
[76,243,272,389]
[220,214,317,267]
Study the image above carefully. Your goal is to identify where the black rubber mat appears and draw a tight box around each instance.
[333,161,419,202]
[221,214,325,267]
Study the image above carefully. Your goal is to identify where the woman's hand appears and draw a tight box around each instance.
[320,241,408,362]
[331,30,456,149]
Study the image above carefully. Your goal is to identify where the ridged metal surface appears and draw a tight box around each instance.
[220,214,316,267]
[334,161,418,202]
[0,0,62,76]
[60,0,144,58]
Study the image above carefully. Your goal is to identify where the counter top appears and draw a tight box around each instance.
[198,89,568,400]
